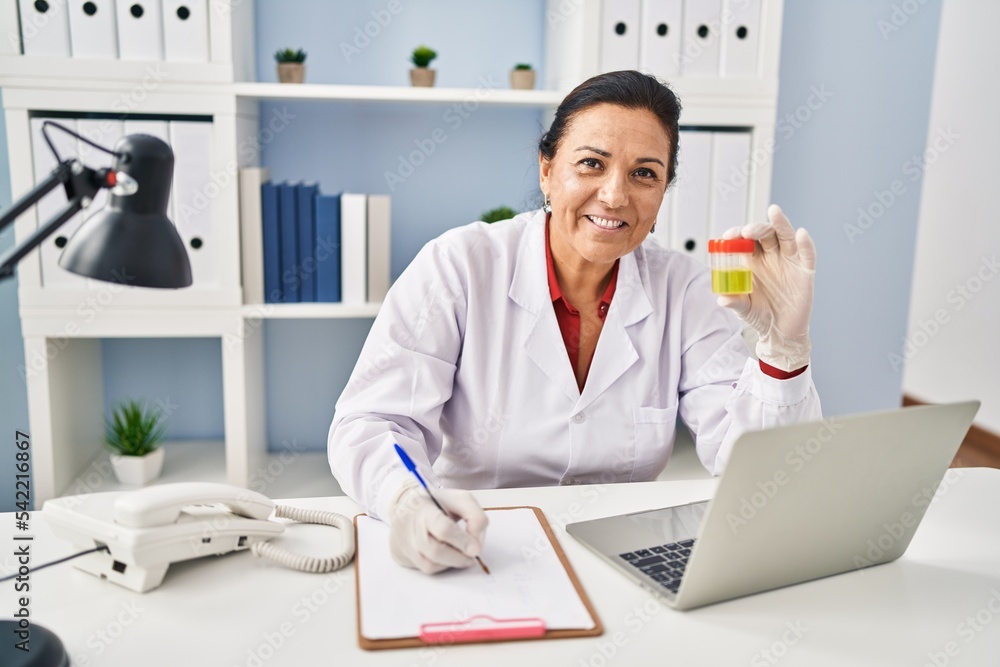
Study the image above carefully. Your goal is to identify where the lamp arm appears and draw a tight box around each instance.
[0,161,107,283]
[0,198,87,282]
[0,161,71,235]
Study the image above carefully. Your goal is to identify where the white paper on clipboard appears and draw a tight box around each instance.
[356,508,595,641]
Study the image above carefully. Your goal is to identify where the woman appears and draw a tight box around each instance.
[328,71,821,574]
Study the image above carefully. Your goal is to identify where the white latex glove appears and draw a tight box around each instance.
[718,204,816,372]
[388,480,489,574]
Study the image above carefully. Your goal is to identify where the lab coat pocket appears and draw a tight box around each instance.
[631,405,679,482]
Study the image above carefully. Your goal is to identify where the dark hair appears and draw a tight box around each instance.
[538,70,682,185]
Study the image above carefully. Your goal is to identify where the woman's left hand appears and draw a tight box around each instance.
[717,204,816,372]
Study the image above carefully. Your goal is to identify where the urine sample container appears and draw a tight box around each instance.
[707,238,754,295]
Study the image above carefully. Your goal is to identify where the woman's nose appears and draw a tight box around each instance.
[597,172,629,209]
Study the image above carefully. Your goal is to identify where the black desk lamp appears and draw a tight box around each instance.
[0,120,192,287]
[0,122,191,666]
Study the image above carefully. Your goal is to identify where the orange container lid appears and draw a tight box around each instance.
[708,238,755,253]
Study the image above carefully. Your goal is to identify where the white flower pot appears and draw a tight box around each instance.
[110,448,165,486]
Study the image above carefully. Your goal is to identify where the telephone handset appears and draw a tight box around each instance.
[113,482,276,527]
[42,482,355,593]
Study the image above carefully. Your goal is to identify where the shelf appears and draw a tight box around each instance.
[232,82,566,107]
[252,450,345,500]
[19,306,242,338]
[59,440,227,497]
[234,81,773,108]
[666,76,780,102]
[59,442,344,500]
[0,54,233,88]
[242,302,382,319]
[0,66,775,113]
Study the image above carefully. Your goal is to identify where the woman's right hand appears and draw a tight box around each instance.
[717,204,816,372]
[388,481,488,574]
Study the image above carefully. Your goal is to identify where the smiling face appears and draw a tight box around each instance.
[540,103,672,274]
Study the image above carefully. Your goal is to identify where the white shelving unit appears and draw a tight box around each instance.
[1,0,784,504]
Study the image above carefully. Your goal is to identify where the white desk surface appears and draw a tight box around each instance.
[3,468,1000,666]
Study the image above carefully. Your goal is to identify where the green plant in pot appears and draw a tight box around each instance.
[106,399,167,485]
[481,206,518,223]
[510,62,536,90]
[410,45,438,87]
[275,48,307,84]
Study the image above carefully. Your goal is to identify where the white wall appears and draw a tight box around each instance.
[771,0,942,419]
[904,0,1000,432]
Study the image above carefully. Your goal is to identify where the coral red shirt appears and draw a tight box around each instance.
[545,221,619,391]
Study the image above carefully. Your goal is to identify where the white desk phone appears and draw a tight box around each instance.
[41,482,355,592]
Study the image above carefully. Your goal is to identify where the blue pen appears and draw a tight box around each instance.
[393,443,490,574]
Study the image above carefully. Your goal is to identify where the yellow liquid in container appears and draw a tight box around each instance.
[712,267,753,295]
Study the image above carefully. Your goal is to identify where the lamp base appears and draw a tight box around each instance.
[0,620,69,667]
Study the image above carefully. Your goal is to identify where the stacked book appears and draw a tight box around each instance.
[239,168,391,305]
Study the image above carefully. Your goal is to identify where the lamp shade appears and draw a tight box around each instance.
[59,134,192,288]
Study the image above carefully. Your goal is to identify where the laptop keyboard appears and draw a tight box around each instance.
[619,538,696,594]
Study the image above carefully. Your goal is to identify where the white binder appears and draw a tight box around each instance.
[123,119,174,221]
[720,0,761,77]
[162,0,209,62]
[709,130,751,239]
[30,118,87,289]
[18,0,71,57]
[340,193,368,306]
[238,167,269,305]
[366,194,391,303]
[680,0,723,76]
[115,0,164,61]
[670,130,713,264]
[168,120,217,288]
[639,0,683,79]
[67,0,118,59]
[599,0,641,73]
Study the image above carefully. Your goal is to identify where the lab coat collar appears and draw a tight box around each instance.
[508,209,549,315]
[510,210,580,402]
[578,233,654,411]
[509,209,654,405]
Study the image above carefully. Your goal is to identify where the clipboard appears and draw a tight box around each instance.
[354,506,603,650]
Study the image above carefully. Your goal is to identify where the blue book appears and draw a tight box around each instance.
[260,181,282,303]
[314,193,342,303]
[278,182,300,303]
[296,182,319,302]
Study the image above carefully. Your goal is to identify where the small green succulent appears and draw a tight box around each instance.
[481,206,518,224]
[274,48,307,64]
[514,63,533,71]
[105,400,166,457]
[411,45,438,68]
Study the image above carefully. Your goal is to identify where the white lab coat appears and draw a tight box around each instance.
[328,209,822,519]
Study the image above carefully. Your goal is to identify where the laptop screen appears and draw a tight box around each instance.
[626,500,710,545]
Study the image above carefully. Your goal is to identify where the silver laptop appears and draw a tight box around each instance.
[566,401,980,610]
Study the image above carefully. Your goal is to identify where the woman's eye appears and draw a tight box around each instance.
[579,157,602,169]
[634,168,657,179]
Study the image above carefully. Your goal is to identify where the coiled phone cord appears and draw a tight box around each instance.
[250,505,355,573]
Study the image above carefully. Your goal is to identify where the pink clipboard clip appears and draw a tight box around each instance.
[419,615,547,644]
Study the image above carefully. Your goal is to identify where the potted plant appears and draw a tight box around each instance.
[106,399,167,485]
[510,63,536,90]
[275,48,307,84]
[481,206,518,223]
[410,45,437,87]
